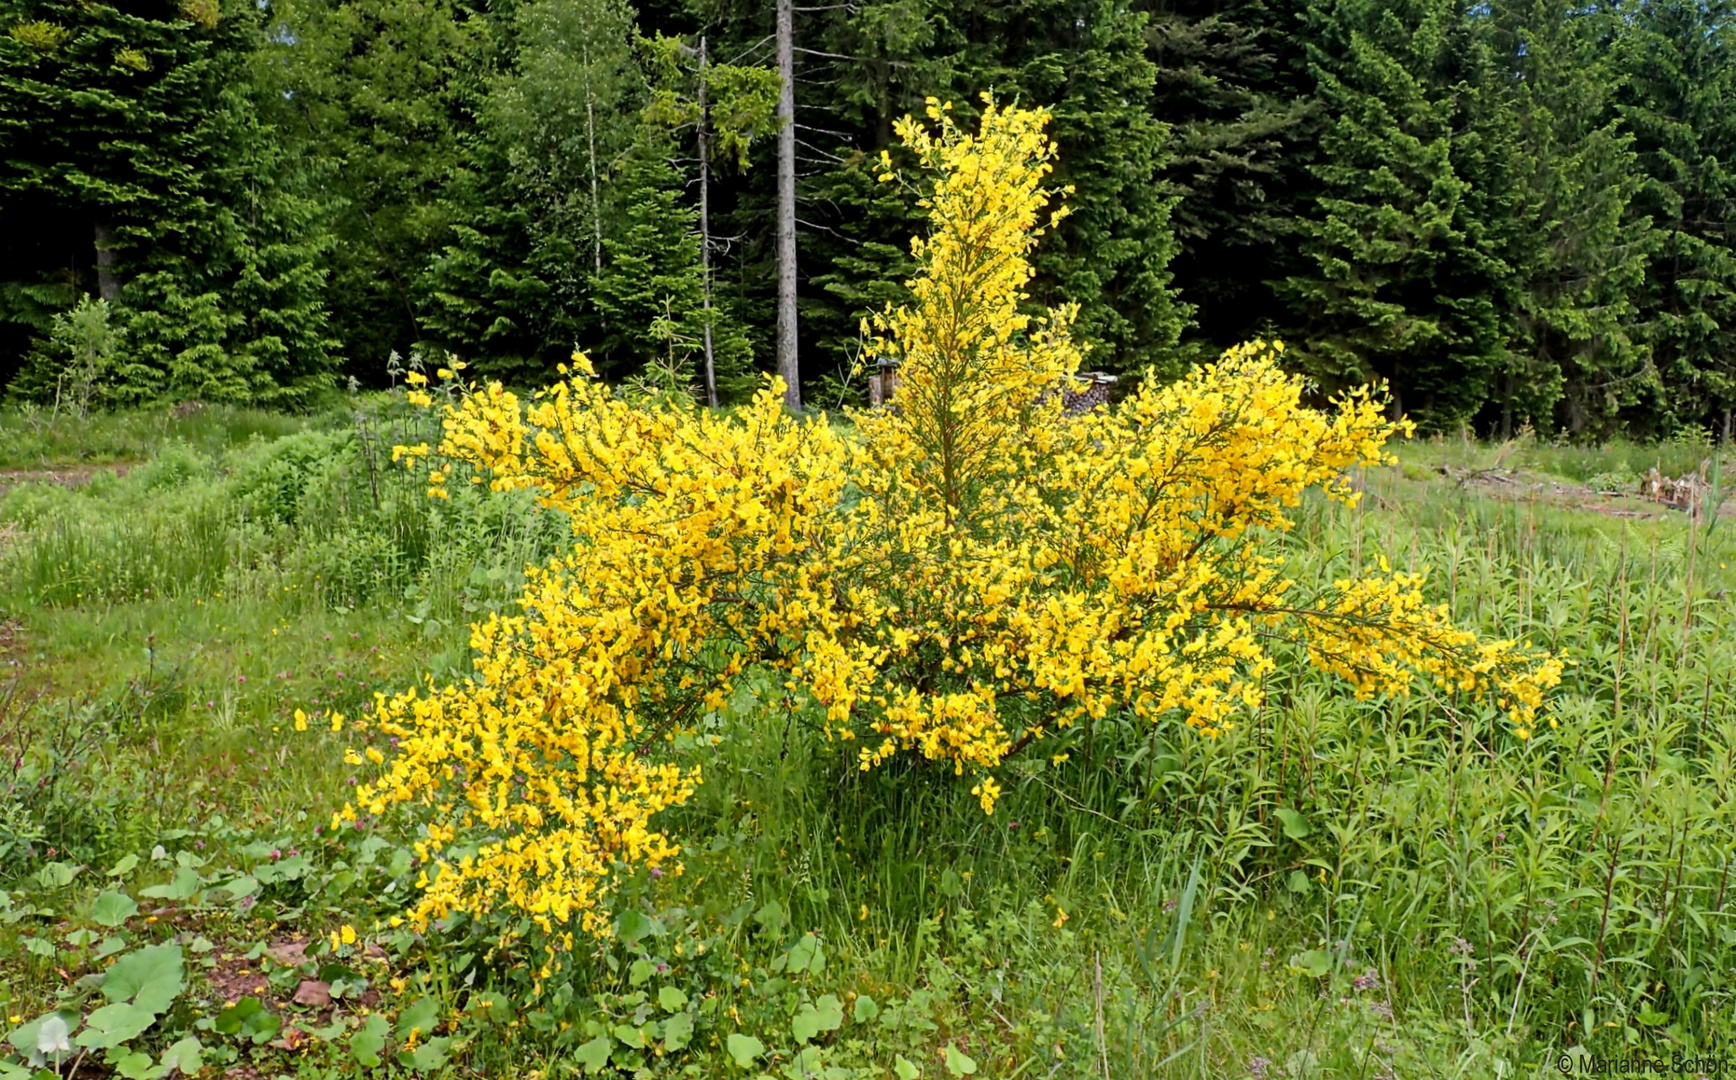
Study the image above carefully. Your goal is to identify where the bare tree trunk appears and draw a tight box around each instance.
[698,36,718,408]
[93,222,120,301]
[775,0,800,411]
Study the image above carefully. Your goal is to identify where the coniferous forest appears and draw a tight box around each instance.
[4,0,1735,435]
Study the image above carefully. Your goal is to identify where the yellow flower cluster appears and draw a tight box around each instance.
[339,360,851,937]
[332,95,1561,937]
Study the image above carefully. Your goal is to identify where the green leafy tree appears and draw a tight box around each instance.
[255,0,480,374]
[14,294,120,415]
[486,0,640,281]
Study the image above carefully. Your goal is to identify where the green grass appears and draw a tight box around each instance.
[1394,425,1732,486]
[1,414,1733,1080]
[0,403,335,471]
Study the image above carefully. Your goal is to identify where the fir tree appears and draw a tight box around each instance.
[1279,0,1510,428]
[1615,0,1736,431]
[0,0,336,401]
[1488,0,1656,435]
[783,0,935,395]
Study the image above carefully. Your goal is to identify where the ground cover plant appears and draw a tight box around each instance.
[0,101,1732,1080]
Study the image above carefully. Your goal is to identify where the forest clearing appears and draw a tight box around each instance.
[1,99,1734,1079]
[6,0,1736,1075]
[0,392,1732,1078]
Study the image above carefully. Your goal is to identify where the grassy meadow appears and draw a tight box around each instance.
[1,395,1733,1079]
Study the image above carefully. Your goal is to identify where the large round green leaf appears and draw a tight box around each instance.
[90,891,138,929]
[101,944,184,1016]
[73,1003,155,1049]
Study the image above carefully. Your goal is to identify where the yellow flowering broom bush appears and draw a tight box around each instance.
[330,95,1562,940]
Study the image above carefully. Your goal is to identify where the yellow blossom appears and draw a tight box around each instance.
[312,94,1560,948]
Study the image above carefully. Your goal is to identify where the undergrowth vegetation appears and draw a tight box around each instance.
[0,102,1732,1080]
[0,405,322,471]
[0,395,564,619]
[2,426,1732,1079]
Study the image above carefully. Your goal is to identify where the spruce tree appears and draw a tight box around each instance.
[802,156,923,400]
[0,0,336,401]
[589,138,734,386]
[639,32,777,403]
[417,135,561,384]
[1487,0,1656,436]
[1145,0,1318,353]
[1615,0,1736,431]
[420,0,643,383]
[256,0,479,376]
[119,88,338,404]
[926,0,1191,376]
[783,0,934,398]
[676,0,1191,389]
[1279,0,1511,427]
